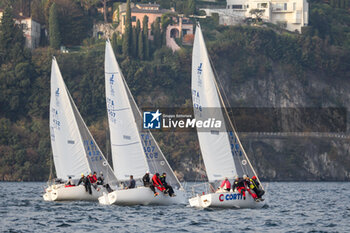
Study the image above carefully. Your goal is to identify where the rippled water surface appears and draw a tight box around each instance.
[0,182,349,232]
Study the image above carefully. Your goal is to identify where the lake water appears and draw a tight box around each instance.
[0,182,349,232]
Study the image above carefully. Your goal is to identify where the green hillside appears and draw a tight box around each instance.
[0,0,349,181]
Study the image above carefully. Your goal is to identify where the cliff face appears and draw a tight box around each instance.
[209,58,350,181]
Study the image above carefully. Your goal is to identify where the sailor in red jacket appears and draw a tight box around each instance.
[152,173,165,193]
[88,172,97,184]
[88,172,99,190]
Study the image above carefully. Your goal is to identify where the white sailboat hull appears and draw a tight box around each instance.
[98,186,187,206]
[189,191,266,209]
[43,184,101,201]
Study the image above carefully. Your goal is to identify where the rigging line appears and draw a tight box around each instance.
[207,46,264,190]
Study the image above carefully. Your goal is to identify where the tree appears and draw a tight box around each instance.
[122,0,132,56]
[0,7,26,65]
[142,15,149,59]
[161,14,173,45]
[249,9,265,22]
[136,19,141,39]
[138,29,144,60]
[54,0,92,46]
[30,0,45,24]
[49,3,61,49]
[100,0,112,23]
[79,0,99,12]
[185,0,196,16]
[132,26,138,57]
[111,32,118,55]
[152,18,162,49]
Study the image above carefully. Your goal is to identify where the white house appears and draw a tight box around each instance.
[202,0,308,33]
[0,10,41,49]
[15,15,41,49]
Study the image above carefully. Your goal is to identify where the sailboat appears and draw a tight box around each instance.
[188,24,266,208]
[98,40,186,205]
[43,57,118,201]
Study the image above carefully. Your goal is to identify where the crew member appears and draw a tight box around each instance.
[152,173,165,196]
[243,175,257,199]
[78,173,92,195]
[88,172,98,191]
[251,176,265,200]
[143,171,158,195]
[142,171,151,187]
[92,172,98,183]
[65,176,74,186]
[219,177,231,192]
[126,175,136,189]
[232,175,246,199]
[77,173,85,186]
[160,173,175,197]
[97,172,104,185]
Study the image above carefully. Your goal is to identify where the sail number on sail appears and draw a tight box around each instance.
[84,140,103,162]
[141,134,158,159]
[106,98,116,123]
[51,108,60,130]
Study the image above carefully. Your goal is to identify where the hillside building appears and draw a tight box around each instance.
[15,14,41,49]
[0,9,40,49]
[202,0,308,32]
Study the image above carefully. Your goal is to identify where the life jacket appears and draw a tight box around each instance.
[249,178,258,189]
[88,175,96,183]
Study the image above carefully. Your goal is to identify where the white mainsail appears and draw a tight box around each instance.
[191,25,238,182]
[105,41,149,181]
[50,57,117,183]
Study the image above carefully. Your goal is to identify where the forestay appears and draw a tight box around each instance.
[105,41,149,181]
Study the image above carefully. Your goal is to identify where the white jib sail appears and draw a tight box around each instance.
[50,57,90,179]
[191,25,238,182]
[105,40,149,181]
